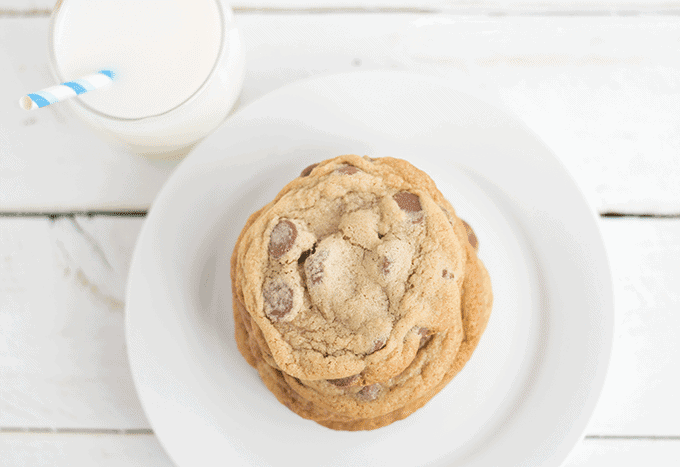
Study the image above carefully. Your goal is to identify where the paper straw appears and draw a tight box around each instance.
[19,70,115,111]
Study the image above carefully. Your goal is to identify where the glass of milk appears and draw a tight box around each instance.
[48,0,245,156]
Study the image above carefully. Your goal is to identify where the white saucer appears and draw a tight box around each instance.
[126,71,614,467]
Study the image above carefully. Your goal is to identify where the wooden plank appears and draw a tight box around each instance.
[0,0,48,15]
[0,433,173,467]
[239,14,680,215]
[0,434,678,466]
[565,438,680,466]
[0,217,149,429]
[2,0,680,15]
[586,218,680,435]
[1,216,680,434]
[2,15,680,213]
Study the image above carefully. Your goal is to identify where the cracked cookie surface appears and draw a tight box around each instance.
[233,155,469,381]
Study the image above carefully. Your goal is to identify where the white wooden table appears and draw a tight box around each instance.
[2,0,680,465]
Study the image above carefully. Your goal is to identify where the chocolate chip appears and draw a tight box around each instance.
[263,280,294,321]
[336,165,359,175]
[381,257,391,275]
[269,220,297,259]
[417,327,433,349]
[368,338,386,354]
[300,163,318,177]
[357,384,380,401]
[393,192,422,213]
[442,269,453,279]
[298,250,311,265]
[305,249,328,285]
[461,219,478,250]
[328,374,360,387]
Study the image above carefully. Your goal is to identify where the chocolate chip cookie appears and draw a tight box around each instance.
[231,154,492,430]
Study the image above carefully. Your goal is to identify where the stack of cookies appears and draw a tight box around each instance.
[231,155,493,431]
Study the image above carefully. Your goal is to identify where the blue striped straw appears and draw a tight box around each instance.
[20,70,115,111]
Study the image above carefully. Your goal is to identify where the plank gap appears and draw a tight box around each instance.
[234,6,438,13]
[233,8,680,16]
[2,429,679,439]
[600,212,680,219]
[4,211,680,219]
[0,427,154,435]
[0,9,50,17]
[3,7,680,18]
[0,211,148,218]
[585,435,680,440]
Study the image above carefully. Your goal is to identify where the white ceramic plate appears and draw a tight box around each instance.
[126,71,613,467]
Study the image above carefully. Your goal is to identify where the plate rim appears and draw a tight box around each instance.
[125,70,614,467]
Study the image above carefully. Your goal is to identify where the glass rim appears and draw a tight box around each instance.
[47,0,228,122]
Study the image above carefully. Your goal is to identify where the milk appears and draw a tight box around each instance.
[52,0,223,120]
